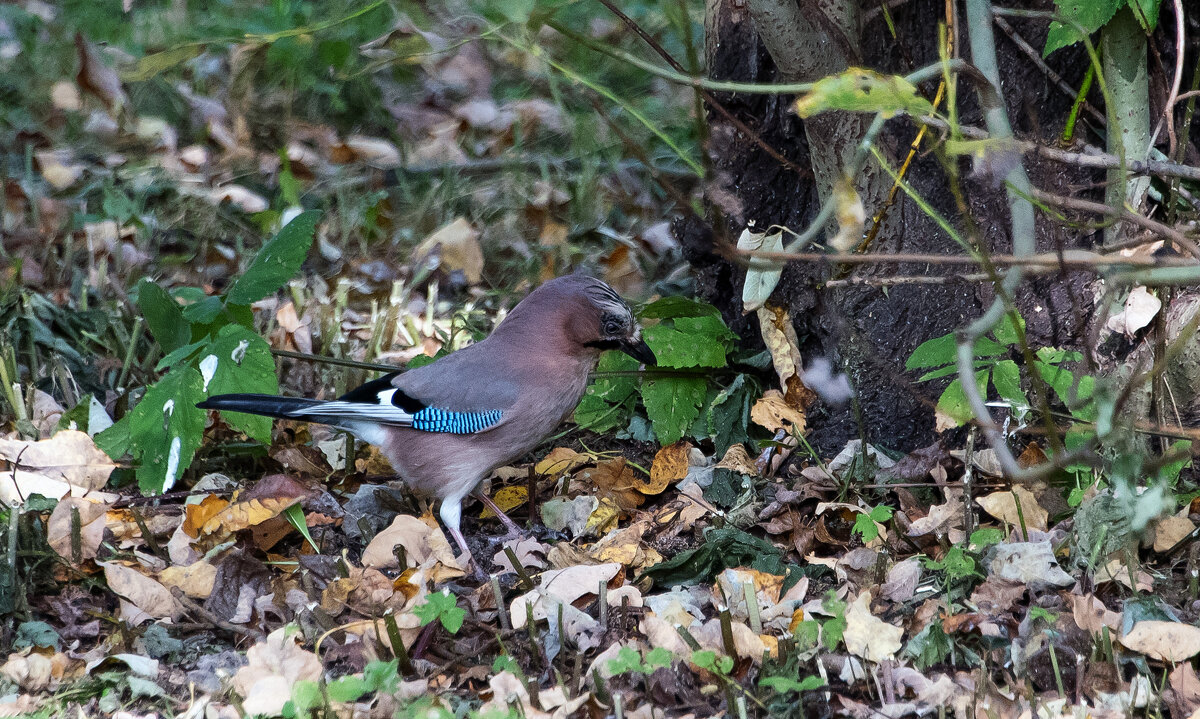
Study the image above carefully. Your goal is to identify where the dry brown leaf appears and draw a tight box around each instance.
[492,537,549,573]
[577,458,643,513]
[158,560,217,599]
[1095,558,1153,591]
[750,389,806,433]
[361,514,466,579]
[843,590,903,662]
[200,496,301,536]
[232,627,323,717]
[0,429,117,495]
[335,135,402,168]
[534,447,592,476]
[1071,593,1121,635]
[35,150,86,191]
[0,652,57,693]
[755,304,815,407]
[1152,513,1196,553]
[1106,286,1161,338]
[643,441,692,496]
[906,500,964,540]
[46,497,109,564]
[976,486,1048,531]
[74,32,127,112]
[412,217,483,284]
[1120,621,1200,662]
[716,444,758,475]
[100,561,179,621]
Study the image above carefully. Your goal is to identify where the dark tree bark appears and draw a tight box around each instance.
[685,0,1108,454]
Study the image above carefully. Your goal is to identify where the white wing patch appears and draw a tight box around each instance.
[291,400,416,426]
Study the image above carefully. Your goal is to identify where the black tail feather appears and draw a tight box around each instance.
[196,394,322,420]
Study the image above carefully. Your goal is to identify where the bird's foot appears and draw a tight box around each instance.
[472,490,527,536]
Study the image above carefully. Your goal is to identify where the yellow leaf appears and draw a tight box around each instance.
[200,496,300,536]
[480,486,529,519]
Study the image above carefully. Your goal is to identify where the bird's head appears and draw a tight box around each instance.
[507,275,656,365]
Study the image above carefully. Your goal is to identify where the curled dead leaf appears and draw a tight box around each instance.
[750,390,806,433]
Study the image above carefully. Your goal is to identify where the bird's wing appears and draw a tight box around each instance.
[299,345,520,435]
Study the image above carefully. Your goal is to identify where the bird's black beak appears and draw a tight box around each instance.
[620,337,657,365]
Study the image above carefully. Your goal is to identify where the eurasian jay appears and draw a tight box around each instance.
[197,274,656,566]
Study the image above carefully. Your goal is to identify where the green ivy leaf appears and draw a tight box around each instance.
[935,369,989,429]
[640,297,721,319]
[129,366,207,494]
[642,377,706,444]
[199,325,279,442]
[992,313,1025,345]
[226,211,320,305]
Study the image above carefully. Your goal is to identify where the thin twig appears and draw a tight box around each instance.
[1029,188,1200,258]
[992,15,1105,125]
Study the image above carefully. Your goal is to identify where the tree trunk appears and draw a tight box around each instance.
[686,0,1103,453]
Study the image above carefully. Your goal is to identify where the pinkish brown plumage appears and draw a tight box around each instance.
[198,275,655,566]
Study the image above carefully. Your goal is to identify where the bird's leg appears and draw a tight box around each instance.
[439,492,485,578]
[472,490,526,538]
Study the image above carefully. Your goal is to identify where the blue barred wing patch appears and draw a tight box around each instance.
[410,407,503,434]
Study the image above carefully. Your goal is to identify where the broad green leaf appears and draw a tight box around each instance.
[935,369,989,428]
[95,413,132,460]
[129,366,207,493]
[991,359,1026,408]
[992,313,1025,345]
[640,296,721,319]
[739,227,784,312]
[1043,0,1123,56]
[200,325,279,442]
[326,675,373,703]
[155,340,206,372]
[907,333,956,370]
[226,211,320,305]
[794,68,935,119]
[642,376,706,444]
[674,314,738,346]
[137,280,191,353]
[574,352,639,432]
[181,296,225,325]
[918,361,990,382]
[645,325,725,369]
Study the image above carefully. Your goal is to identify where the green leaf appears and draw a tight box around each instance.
[95,414,132,460]
[644,647,672,670]
[640,296,721,319]
[906,333,956,370]
[642,377,707,444]
[122,45,203,82]
[761,675,824,693]
[1127,0,1160,31]
[794,68,935,119]
[128,366,207,493]
[574,351,639,432]
[283,503,317,552]
[674,314,737,346]
[606,646,645,676]
[644,325,725,369]
[137,280,191,354]
[1043,0,1123,56]
[226,211,320,305]
[992,313,1025,345]
[935,369,989,428]
[181,296,225,325]
[853,512,881,542]
[200,325,279,442]
[289,680,322,717]
[968,528,1004,550]
[155,340,206,372]
[326,675,373,703]
[904,621,951,670]
[413,591,464,634]
[991,359,1025,408]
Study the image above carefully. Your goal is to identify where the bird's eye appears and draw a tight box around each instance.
[604,319,623,336]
